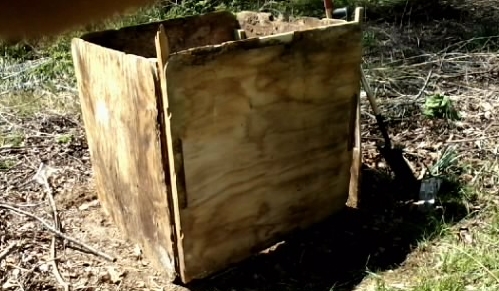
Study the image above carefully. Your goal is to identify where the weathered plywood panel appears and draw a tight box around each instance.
[71,39,177,280]
[80,11,239,58]
[166,22,363,282]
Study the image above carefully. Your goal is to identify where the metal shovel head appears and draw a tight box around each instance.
[378,145,419,190]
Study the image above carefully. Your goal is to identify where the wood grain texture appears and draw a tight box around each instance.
[71,38,177,281]
[73,10,363,284]
[81,10,239,58]
[165,21,363,282]
[347,92,362,209]
[347,8,364,209]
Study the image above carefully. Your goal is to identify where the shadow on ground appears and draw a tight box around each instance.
[186,164,468,291]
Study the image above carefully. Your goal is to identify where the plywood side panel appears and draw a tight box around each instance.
[71,39,177,280]
[80,11,239,58]
[166,22,363,282]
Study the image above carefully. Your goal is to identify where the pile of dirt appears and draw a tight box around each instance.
[235,11,345,38]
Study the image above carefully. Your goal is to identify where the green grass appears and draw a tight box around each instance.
[55,133,74,144]
[0,131,25,147]
[356,155,497,291]
[0,158,16,171]
[364,209,499,290]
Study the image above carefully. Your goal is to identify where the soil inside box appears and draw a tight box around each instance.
[80,10,344,58]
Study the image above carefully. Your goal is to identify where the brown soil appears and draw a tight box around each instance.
[235,11,345,38]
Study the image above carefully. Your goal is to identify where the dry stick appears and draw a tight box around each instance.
[415,69,433,100]
[0,242,19,261]
[33,163,70,291]
[0,203,116,262]
[447,134,499,143]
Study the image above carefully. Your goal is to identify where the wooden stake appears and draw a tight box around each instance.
[324,0,333,19]
[154,24,187,283]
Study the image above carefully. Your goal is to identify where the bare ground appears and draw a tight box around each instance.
[2,3,499,291]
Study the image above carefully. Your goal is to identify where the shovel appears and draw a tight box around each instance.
[323,0,418,187]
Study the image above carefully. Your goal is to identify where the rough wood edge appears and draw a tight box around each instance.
[154,24,186,281]
[347,92,362,209]
[163,15,360,59]
[346,6,365,209]
[354,7,364,24]
[234,29,246,40]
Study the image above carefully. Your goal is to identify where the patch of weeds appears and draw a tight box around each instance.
[166,0,228,16]
[30,42,74,82]
[423,93,461,121]
[429,145,460,177]
[287,0,326,17]
[420,231,499,290]
[0,159,16,171]
[56,133,73,144]
[429,146,477,216]
[362,30,378,50]
[1,92,80,116]
[1,42,38,61]
[358,144,497,291]
[0,132,25,147]
[412,276,467,291]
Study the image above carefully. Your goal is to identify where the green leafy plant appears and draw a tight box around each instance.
[56,133,73,144]
[423,93,461,121]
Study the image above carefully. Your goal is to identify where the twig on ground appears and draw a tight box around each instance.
[0,144,48,154]
[0,242,20,261]
[446,134,499,143]
[0,203,116,262]
[415,69,433,99]
[33,162,70,291]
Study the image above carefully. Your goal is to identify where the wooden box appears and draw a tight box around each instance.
[71,8,363,284]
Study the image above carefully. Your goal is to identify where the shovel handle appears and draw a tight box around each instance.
[360,68,381,115]
[360,67,392,148]
[324,0,333,18]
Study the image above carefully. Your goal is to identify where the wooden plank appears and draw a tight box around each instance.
[165,21,363,282]
[80,11,240,58]
[347,7,365,209]
[154,24,186,280]
[71,38,177,281]
[347,90,362,209]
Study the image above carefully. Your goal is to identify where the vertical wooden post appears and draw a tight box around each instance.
[347,7,364,209]
[154,24,186,282]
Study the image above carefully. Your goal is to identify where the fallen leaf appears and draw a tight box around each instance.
[38,263,50,272]
[133,244,143,260]
[2,280,17,290]
[79,200,99,211]
[107,267,126,284]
